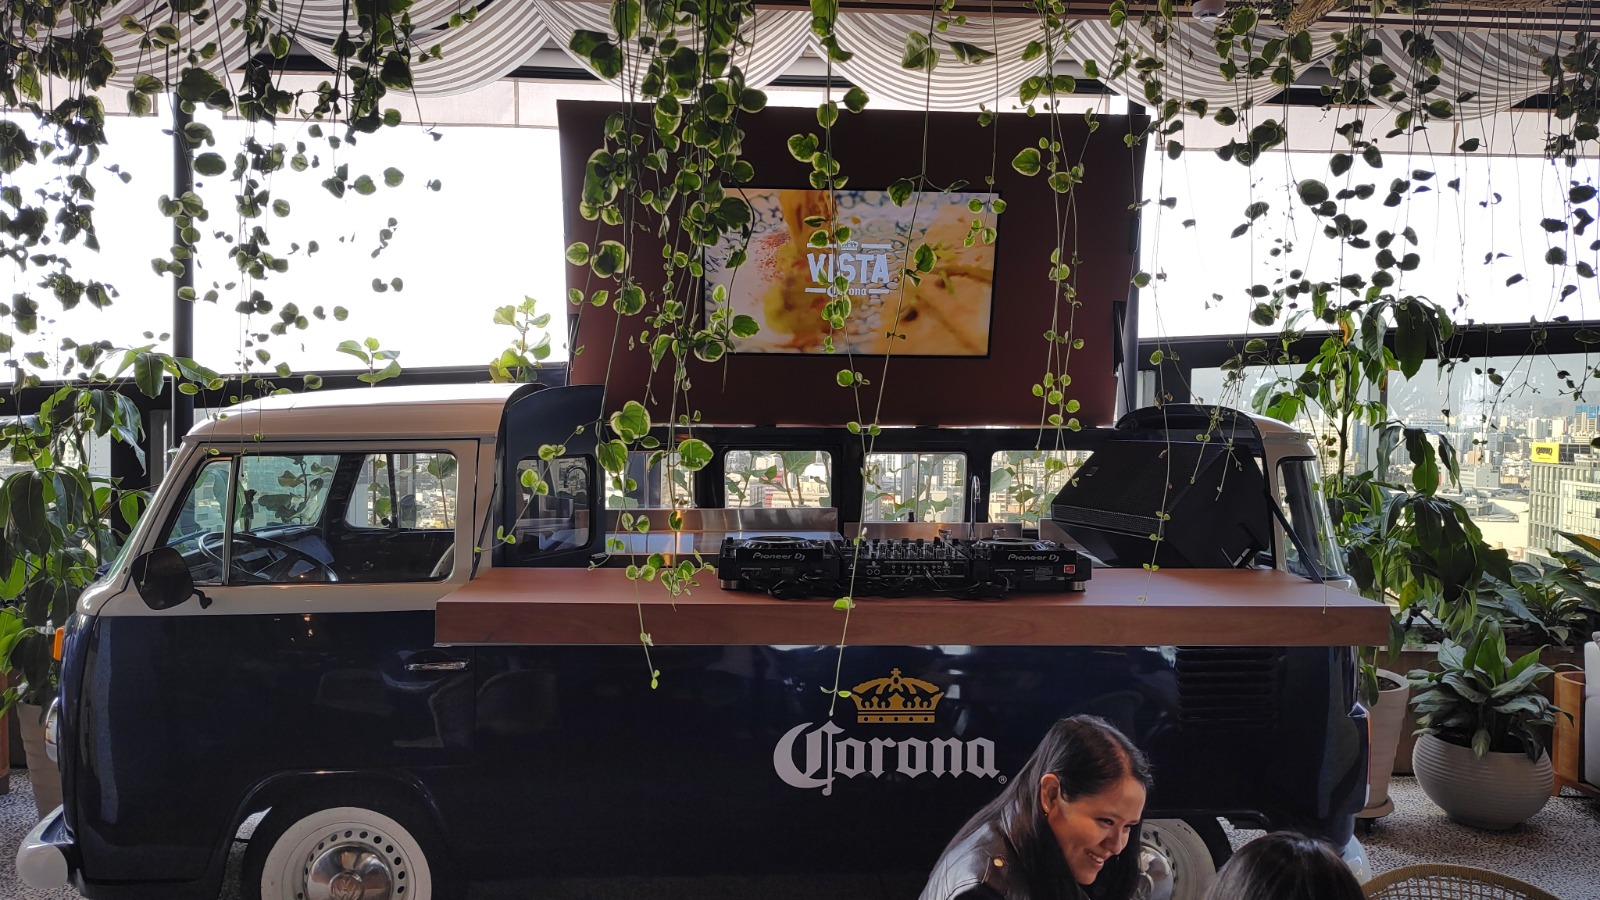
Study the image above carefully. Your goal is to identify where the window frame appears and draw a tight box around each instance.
[143,440,476,591]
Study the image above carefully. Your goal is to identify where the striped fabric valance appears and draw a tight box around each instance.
[28,0,1582,120]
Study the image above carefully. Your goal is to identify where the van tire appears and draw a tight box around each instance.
[1138,818,1226,900]
[241,792,463,900]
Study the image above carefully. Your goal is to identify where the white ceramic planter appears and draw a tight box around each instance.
[1412,733,1552,830]
[1359,669,1410,818]
[17,701,62,818]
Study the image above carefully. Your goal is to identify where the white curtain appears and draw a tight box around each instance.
[1366,28,1564,121]
[28,1,1575,118]
[828,13,1051,108]
[43,0,253,89]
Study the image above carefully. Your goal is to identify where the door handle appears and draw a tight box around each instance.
[405,659,469,672]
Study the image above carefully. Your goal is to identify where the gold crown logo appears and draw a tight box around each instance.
[849,668,944,724]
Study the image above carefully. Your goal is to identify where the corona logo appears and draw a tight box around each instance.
[804,241,895,296]
[849,667,943,724]
[772,668,1000,795]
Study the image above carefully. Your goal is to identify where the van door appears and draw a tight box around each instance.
[75,441,479,885]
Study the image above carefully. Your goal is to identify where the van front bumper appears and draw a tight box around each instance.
[16,804,74,890]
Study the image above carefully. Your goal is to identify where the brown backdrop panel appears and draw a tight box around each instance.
[560,100,1146,427]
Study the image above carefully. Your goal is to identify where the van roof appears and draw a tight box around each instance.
[187,383,526,442]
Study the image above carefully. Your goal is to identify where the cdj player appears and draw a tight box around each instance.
[717,535,1090,599]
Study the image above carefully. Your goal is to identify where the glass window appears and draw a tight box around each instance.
[724,450,832,508]
[604,450,688,509]
[345,452,458,530]
[989,450,1091,526]
[240,454,341,529]
[863,452,966,523]
[162,457,234,584]
[1276,457,1346,580]
[157,450,459,586]
[513,456,593,557]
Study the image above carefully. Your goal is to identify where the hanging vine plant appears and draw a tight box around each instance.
[4,0,1599,702]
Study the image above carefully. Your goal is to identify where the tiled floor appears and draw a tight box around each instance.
[2,770,1596,899]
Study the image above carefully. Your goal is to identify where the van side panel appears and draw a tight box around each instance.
[441,642,1363,877]
[72,610,471,887]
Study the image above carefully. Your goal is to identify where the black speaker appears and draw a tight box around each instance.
[1050,440,1272,568]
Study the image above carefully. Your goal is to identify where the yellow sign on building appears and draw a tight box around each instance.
[1532,442,1562,463]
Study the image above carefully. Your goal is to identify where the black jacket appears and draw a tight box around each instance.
[917,820,1090,900]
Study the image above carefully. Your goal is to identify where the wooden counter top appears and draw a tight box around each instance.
[435,566,1390,647]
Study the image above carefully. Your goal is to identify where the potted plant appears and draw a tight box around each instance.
[1357,663,1410,818]
[1,383,145,817]
[1408,617,1564,830]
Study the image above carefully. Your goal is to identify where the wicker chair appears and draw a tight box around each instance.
[1364,864,1563,900]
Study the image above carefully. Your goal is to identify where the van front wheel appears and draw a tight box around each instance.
[1136,818,1226,900]
[242,797,462,900]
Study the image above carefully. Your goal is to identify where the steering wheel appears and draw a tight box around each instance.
[198,531,339,583]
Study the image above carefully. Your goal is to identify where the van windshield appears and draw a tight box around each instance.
[1276,457,1346,580]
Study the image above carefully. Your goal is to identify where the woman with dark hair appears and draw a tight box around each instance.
[1202,831,1365,900]
[918,714,1152,900]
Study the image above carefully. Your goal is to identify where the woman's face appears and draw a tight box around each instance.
[1041,773,1148,885]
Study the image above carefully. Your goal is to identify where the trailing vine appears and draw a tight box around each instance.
[4,0,1600,696]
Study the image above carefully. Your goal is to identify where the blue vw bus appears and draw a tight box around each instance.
[17,382,1377,900]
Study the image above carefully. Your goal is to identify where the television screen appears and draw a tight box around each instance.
[705,188,999,356]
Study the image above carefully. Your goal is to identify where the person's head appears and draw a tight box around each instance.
[1204,831,1366,900]
[956,714,1152,900]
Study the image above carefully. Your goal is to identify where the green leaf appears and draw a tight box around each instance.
[787,133,820,162]
[592,241,627,277]
[948,41,994,64]
[1405,428,1440,495]
[817,101,838,128]
[335,339,371,365]
[610,0,641,40]
[1012,147,1042,176]
[192,152,227,176]
[678,438,713,472]
[887,178,914,206]
[570,30,624,80]
[609,400,651,442]
[357,359,402,385]
[843,87,868,113]
[565,242,591,266]
[598,439,628,474]
[175,67,226,104]
[383,167,404,187]
[131,352,164,398]
[836,369,855,387]
[1393,300,1428,378]
[3,471,50,556]
[1296,179,1329,206]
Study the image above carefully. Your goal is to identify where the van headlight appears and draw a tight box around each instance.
[43,698,60,764]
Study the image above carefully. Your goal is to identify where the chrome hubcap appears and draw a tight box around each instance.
[1137,837,1176,900]
[304,833,401,900]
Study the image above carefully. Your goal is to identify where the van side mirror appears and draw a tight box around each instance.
[131,547,211,610]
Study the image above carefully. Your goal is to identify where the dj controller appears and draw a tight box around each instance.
[716,535,1090,599]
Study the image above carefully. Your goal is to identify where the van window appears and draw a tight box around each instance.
[162,457,234,584]
[1276,457,1346,579]
[604,450,688,509]
[863,452,966,523]
[345,452,459,529]
[513,456,593,557]
[989,450,1090,526]
[156,450,459,585]
[724,450,832,508]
